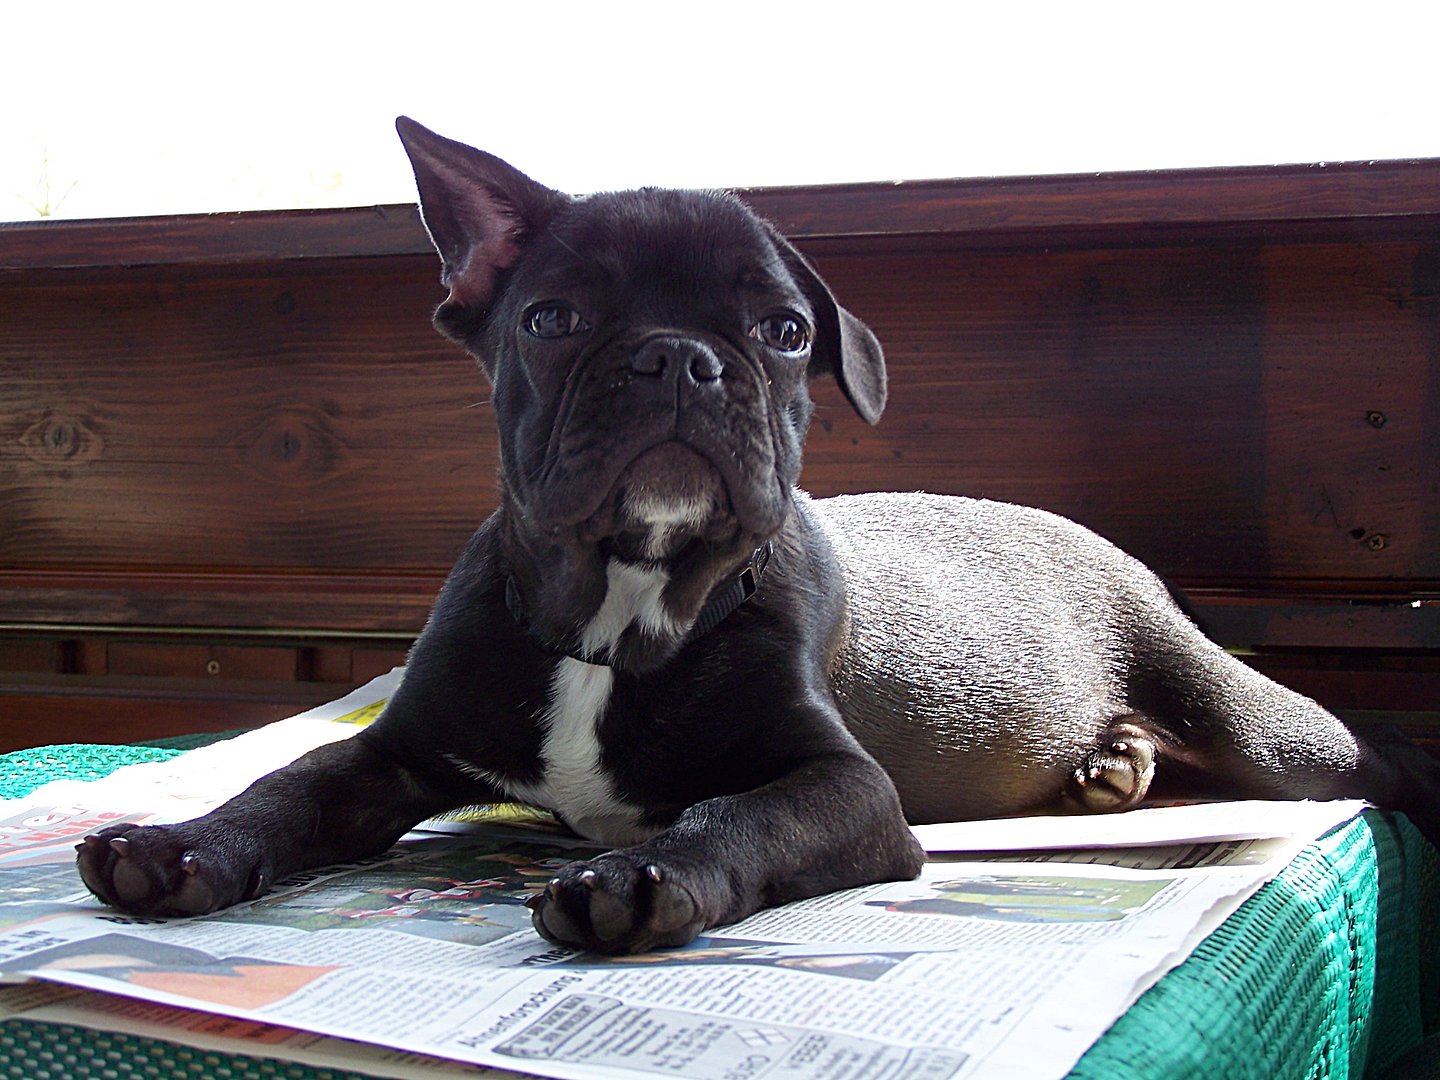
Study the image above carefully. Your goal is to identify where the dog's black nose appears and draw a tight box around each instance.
[631,338,724,383]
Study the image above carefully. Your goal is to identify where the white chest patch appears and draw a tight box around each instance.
[498,560,681,847]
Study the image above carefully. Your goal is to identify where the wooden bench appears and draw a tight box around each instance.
[2,161,1438,752]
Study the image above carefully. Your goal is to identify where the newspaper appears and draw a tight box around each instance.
[0,670,1368,1080]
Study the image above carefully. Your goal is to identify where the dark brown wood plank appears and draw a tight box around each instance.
[800,239,1440,589]
[0,263,488,577]
[1246,656,1440,715]
[4,239,1439,632]
[0,205,430,273]
[0,570,445,631]
[1,157,1436,733]
[6,158,1440,273]
[1191,598,1440,651]
[0,675,339,752]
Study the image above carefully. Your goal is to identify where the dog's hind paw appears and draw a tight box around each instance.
[1067,719,1157,812]
[76,822,269,917]
[526,852,706,954]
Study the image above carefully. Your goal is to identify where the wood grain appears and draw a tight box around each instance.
[2,159,1437,738]
[5,237,1437,625]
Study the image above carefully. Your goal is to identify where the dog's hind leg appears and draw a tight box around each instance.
[1123,588,1440,848]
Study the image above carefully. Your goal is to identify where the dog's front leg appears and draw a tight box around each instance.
[76,735,463,917]
[528,751,925,954]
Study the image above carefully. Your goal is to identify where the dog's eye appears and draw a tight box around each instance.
[525,304,589,339]
[750,314,811,355]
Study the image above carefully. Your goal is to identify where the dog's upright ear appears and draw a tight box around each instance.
[396,117,570,341]
[766,227,888,425]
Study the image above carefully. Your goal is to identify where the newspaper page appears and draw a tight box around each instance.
[0,671,1368,1080]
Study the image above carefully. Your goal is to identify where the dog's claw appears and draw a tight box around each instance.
[528,855,705,954]
[75,822,271,917]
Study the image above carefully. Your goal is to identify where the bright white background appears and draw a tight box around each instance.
[3,0,1438,221]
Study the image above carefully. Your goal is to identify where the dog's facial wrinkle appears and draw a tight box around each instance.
[537,346,785,537]
[486,190,815,536]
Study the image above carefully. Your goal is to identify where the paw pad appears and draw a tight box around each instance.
[1069,724,1157,812]
[527,855,703,954]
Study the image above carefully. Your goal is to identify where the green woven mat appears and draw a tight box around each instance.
[0,733,257,802]
[1069,812,1438,1080]
[0,1022,378,1080]
[142,730,251,752]
[0,745,182,801]
[4,741,1437,1079]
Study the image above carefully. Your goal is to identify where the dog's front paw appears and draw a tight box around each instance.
[526,852,706,954]
[76,822,270,917]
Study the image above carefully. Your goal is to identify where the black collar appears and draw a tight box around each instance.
[505,542,773,667]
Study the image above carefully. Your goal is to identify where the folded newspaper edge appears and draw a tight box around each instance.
[910,797,1371,854]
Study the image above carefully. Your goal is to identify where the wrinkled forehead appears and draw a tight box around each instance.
[514,188,810,317]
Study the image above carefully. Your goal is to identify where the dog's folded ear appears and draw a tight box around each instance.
[766,228,888,425]
[819,303,888,426]
[396,117,570,336]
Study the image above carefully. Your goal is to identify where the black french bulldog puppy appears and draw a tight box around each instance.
[78,119,1440,954]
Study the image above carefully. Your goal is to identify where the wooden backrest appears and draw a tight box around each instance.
[3,161,1438,715]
